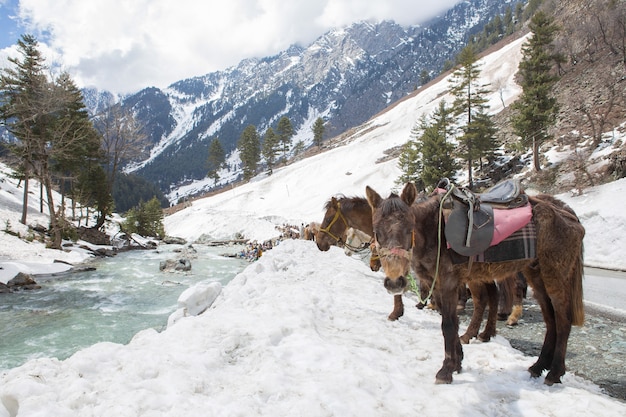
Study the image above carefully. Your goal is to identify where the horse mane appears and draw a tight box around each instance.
[324,195,369,211]
[379,193,411,217]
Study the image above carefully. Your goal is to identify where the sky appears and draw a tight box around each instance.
[1,33,626,415]
[0,0,462,94]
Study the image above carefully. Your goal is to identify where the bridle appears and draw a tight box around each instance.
[318,202,349,244]
[374,230,415,261]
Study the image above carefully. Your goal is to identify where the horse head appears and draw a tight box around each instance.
[316,196,349,251]
[366,183,418,294]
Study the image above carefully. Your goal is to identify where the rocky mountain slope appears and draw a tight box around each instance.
[85,0,518,194]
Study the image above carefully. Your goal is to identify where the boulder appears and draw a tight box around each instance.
[163,236,187,245]
[7,272,41,291]
[159,258,192,272]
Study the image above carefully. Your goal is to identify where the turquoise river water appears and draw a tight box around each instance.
[0,243,248,371]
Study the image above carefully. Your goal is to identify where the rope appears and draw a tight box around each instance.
[411,185,455,305]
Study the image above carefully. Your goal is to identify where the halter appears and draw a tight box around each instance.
[373,185,454,305]
[374,230,415,261]
[318,202,349,243]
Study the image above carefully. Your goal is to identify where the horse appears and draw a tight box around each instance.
[344,227,373,256]
[459,274,526,344]
[365,182,585,385]
[317,195,525,327]
[303,222,320,241]
[315,196,411,320]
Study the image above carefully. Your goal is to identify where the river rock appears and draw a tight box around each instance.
[7,272,41,291]
[163,236,187,245]
[159,258,192,272]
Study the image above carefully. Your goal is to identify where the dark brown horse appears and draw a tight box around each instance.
[366,182,585,385]
[317,195,524,328]
[316,196,409,320]
[460,273,527,344]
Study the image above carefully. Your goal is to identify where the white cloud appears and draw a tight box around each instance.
[9,0,461,93]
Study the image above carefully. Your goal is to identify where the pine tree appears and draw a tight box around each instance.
[418,101,459,189]
[237,125,260,181]
[122,196,165,238]
[312,117,325,147]
[0,35,106,247]
[0,34,48,225]
[511,11,561,171]
[396,135,422,188]
[207,137,225,183]
[276,116,294,158]
[51,72,105,221]
[262,127,279,175]
[449,44,491,189]
[469,110,498,171]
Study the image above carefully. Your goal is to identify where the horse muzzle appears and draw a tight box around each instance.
[316,240,331,251]
[384,275,407,294]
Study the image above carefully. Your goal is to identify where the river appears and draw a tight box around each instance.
[0,243,248,371]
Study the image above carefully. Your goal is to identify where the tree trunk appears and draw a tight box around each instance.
[39,183,44,213]
[42,172,62,249]
[533,138,542,171]
[20,170,29,225]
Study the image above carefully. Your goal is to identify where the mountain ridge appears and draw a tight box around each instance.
[87,0,518,195]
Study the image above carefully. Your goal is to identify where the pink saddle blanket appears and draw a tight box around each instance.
[490,203,532,246]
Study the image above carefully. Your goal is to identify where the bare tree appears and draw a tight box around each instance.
[93,104,146,225]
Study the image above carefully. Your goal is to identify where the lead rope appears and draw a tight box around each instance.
[410,185,455,306]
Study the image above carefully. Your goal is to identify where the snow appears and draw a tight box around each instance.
[1,34,626,416]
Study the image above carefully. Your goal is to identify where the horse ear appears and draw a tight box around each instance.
[365,186,382,209]
[401,182,417,206]
[331,196,338,207]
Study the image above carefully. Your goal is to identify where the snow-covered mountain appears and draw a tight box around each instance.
[164,34,527,234]
[90,0,519,195]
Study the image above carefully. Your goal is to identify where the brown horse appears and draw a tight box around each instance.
[460,273,527,344]
[317,195,524,327]
[366,182,585,385]
[316,196,409,320]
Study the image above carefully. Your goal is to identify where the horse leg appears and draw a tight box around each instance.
[525,269,557,380]
[506,272,527,326]
[416,279,432,310]
[388,294,404,321]
[498,275,515,321]
[460,281,487,344]
[435,285,463,384]
[478,281,498,342]
[544,295,573,385]
[457,283,468,310]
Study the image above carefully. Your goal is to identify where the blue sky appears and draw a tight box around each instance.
[0,0,462,94]
[0,0,22,49]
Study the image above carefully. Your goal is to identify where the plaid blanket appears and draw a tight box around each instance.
[450,221,537,264]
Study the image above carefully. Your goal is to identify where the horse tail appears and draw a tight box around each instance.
[571,242,585,326]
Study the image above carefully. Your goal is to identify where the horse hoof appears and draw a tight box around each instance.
[528,364,544,378]
[435,374,453,384]
[544,371,563,385]
[459,335,471,344]
[478,332,494,342]
[416,302,425,310]
[387,314,399,321]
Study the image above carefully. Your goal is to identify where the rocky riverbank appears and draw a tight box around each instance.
[459,295,626,401]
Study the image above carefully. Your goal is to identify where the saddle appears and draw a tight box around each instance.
[439,178,529,257]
